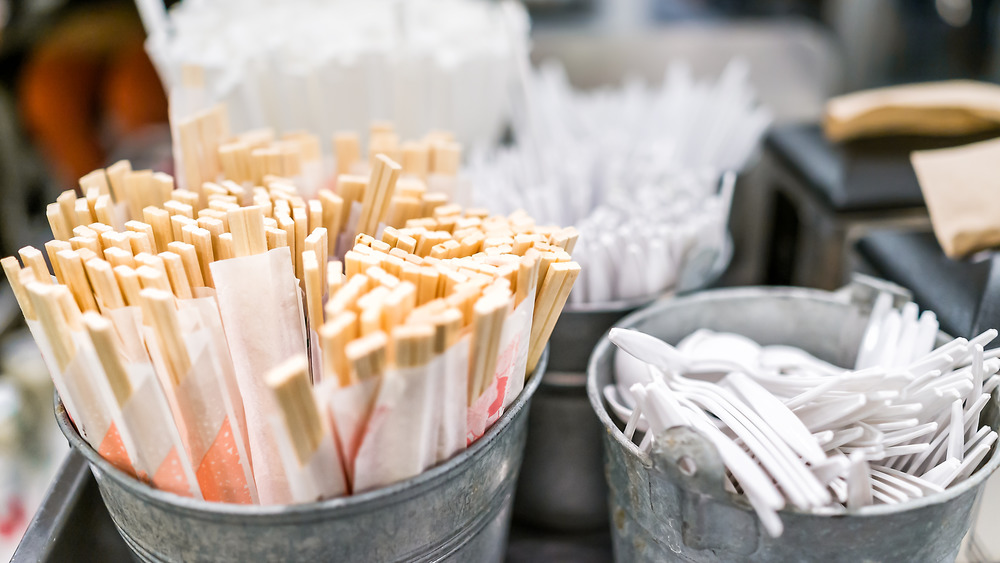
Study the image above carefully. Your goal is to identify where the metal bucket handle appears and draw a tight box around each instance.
[649,426,763,555]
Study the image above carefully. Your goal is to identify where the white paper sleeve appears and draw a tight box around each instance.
[352,364,438,493]
[210,247,307,504]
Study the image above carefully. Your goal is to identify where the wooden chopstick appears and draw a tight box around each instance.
[25,283,76,369]
[303,250,324,333]
[345,330,388,381]
[392,323,433,368]
[267,354,324,465]
[2,257,36,320]
[83,312,133,407]
[527,262,581,372]
[84,258,126,310]
[56,250,99,312]
[140,288,191,385]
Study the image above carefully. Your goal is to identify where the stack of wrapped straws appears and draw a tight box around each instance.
[470,60,772,303]
[141,0,529,150]
[1,116,580,505]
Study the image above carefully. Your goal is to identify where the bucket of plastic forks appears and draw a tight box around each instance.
[514,240,733,530]
[587,279,1000,562]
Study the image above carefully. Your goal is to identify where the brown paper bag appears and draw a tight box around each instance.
[824,81,1000,142]
[911,136,1000,257]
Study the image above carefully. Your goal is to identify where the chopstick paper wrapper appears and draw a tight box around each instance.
[177,291,251,463]
[120,363,204,499]
[322,375,381,490]
[107,307,150,363]
[466,293,533,444]
[64,333,138,476]
[352,359,441,493]
[211,246,307,504]
[20,282,138,477]
[269,356,347,502]
[142,292,257,503]
[436,337,470,463]
[911,136,1000,258]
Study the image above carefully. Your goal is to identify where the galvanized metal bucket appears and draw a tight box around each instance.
[55,351,547,563]
[514,242,732,531]
[514,296,651,531]
[587,283,1000,562]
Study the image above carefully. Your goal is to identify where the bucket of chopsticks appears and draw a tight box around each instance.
[588,279,1000,562]
[2,113,583,560]
[54,349,545,563]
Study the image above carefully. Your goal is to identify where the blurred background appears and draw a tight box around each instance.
[1,0,999,559]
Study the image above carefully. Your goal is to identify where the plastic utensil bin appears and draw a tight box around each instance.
[587,284,1000,562]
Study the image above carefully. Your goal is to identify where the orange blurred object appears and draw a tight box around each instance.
[18,6,168,189]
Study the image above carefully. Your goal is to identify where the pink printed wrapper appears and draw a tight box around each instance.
[211,247,307,504]
[466,295,534,445]
[120,364,202,499]
[436,338,469,463]
[178,294,251,474]
[173,337,257,503]
[271,411,348,503]
[64,332,136,474]
[31,326,141,478]
[322,377,381,490]
[144,323,256,503]
[352,363,439,493]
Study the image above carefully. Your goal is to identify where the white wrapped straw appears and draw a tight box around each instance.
[143,0,529,152]
[470,60,770,304]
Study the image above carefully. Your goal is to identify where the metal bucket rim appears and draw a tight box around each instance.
[586,285,1000,517]
[56,348,548,521]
